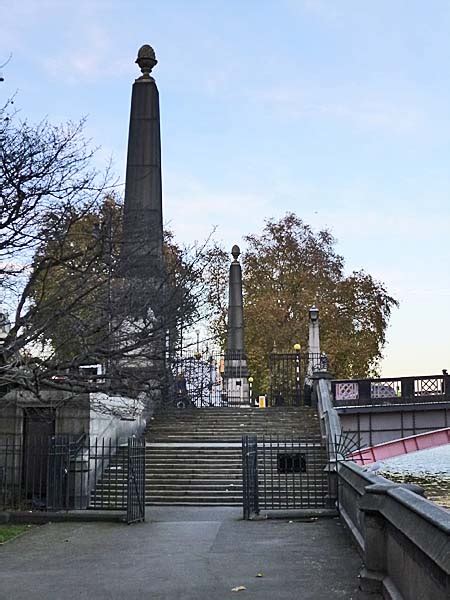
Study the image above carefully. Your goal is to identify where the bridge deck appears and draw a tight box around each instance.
[348,427,450,465]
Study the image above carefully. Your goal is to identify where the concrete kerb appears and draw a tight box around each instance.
[263,508,338,520]
[2,507,339,526]
[0,510,127,524]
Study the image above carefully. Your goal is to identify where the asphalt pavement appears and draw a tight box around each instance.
[0,507,362,600]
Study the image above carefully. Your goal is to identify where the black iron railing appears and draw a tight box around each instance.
[242,434,259,519]
[126,437,146,524]
[169,350,329,408]
[169,350,250,408]
[242,434,332,518]
[257,435,332,510]
[269,352,326,407]
[332,374,450,407]
[0,435,145,523]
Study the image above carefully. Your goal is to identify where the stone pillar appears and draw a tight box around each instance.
[358,484,388,598]
[224,246,249,406]
[307,305,320,376]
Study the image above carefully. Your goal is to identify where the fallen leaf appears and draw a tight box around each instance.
[231,586,247,592]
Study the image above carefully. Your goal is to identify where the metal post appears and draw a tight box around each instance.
[249,377,254,405]
[294,344,301,406]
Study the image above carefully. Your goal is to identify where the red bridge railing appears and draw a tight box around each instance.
[332,374,450,407]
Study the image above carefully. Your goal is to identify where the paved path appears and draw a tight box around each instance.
[0,508,362,600]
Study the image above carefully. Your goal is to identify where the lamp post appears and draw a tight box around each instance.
[308,305,320,374]
[293,343,301,406]
[309,305,319,322]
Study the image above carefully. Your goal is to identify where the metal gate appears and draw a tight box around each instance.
[126,437,146,524]
[1,435,146,522]
[242,434,259,519]
[169,350,250,407]
[242,434,333,517]
[269,352,324,406]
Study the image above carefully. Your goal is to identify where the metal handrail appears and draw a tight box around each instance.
[333,374,446,384]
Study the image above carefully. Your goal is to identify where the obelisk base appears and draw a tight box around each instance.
[223,352,249,406]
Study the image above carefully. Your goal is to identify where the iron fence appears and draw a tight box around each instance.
[126,437,146,523]
[0,435,145,522]
[169,350,250,407]
[242,434,259,519]
[269,352,325,407]
[168,350,329,409]
[242,434,333,517]
[332,374,450,407]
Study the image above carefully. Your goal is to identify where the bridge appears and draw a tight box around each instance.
[347,426,450,465]
[331,373,450,446]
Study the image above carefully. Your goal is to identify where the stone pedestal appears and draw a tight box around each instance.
[223,351,249,406]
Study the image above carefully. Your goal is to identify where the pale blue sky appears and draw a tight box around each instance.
[1,0,449,376]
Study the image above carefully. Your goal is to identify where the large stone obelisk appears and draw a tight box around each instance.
[223,245,249,406]
[118,44,166,398]
[122,44,163,284]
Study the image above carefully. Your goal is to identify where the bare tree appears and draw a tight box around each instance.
[0,109,222,413]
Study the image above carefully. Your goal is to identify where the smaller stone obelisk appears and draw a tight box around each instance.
[223,245,249,406]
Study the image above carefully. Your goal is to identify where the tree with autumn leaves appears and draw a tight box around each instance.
[20,198,218,395]
[241,214,398,390]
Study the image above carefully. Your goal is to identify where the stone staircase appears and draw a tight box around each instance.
[145,407,323,506]
[145,445,243,505]
[89,407,326,508]
[146,406,320,442]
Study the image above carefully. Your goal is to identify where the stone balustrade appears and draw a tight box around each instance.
[338,460,449,600]
[315,372,450,599]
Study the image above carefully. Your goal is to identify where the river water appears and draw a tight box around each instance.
[380,444,450,509]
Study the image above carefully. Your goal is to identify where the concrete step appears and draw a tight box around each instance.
[148,436,320,441]
[146,466,242,476]
[89,405,325,508]
[148,475,242,482]
[146,500,242,506]
[147,424,319,429]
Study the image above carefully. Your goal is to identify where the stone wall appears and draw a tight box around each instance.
[88,392,148,440]
[338,460,450,600]
[0,389,90,438]
[0,389,149,441]
[315,373,450,599]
